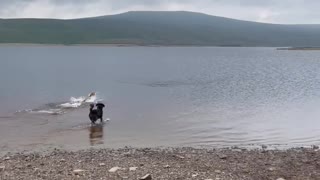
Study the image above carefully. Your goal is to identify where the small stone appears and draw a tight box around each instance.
[231,149,242,152]
[34,168,40,171]
[99,163,106,166]
[175,155,185,159]
[60,159,66,162]
[27,164,32,167]
[140,174,152,180]
[276,178,285,180]
[302,159,311,164]
[4,157,10,161]
[243,169,250,173]
[262,145,268,149]
[73,169,85,175]
[205,179,213,180]
[192,173,199,177]
[215,170,221,174]
[164,165,170,168]
[219,154,227,160]
[0,166,5,171]
[108,166,121,173]
[129,167,138,171]
[269,167,276,171]
[231,146,239,149]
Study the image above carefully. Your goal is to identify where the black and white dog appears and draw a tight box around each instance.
[89,103,105,124]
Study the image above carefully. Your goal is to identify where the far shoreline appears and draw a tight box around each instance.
[0,43,274,48]
[277,47,320,50]
[3,43,320,50]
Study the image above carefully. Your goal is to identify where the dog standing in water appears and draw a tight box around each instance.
[89,103,105,124]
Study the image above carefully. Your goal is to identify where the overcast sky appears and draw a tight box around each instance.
[0,0,319,24]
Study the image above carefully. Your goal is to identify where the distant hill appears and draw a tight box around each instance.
[1,11,320,46]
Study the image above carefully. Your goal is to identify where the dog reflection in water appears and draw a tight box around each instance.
[89,124,104,146]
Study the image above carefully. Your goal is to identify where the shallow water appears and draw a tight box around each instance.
[1,46,320,152]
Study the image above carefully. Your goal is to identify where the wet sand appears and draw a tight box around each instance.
[1,147,320,180]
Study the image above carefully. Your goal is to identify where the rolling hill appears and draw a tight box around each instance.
[1,11,320,46]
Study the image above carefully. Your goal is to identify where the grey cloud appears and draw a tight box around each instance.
[0,0,319,24]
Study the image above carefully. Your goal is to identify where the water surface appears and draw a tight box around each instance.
[1,46,320,152]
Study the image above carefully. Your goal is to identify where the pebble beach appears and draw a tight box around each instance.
[1,147,320,180]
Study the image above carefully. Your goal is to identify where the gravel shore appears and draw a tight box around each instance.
[1,147,320,180]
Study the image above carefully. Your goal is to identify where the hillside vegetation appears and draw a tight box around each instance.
[1,11,320,46]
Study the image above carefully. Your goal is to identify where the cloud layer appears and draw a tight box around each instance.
[0,0,319,24]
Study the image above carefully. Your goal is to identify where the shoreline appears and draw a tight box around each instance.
[277,47,320,50]
[3,43,320,49]
[0,43,143,47]
[0,43,272,48]
[1,147,320,179]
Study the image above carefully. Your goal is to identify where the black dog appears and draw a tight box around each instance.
[89,103,105,124]
[96,103,105,121]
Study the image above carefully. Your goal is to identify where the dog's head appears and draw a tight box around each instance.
[88,92,96,97]
[96,103,105,109]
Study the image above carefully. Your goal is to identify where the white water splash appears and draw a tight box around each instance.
[17,92,102,115]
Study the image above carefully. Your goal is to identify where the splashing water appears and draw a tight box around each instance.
[59,93,97,108]
[16,92,102,115]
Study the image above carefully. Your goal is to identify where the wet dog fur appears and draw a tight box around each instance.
[89,103,105,124]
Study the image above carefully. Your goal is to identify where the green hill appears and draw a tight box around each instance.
[1,11,320,46]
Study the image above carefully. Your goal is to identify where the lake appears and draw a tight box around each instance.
[1,46,320,152]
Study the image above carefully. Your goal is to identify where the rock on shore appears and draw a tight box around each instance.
[1,147,320,179]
